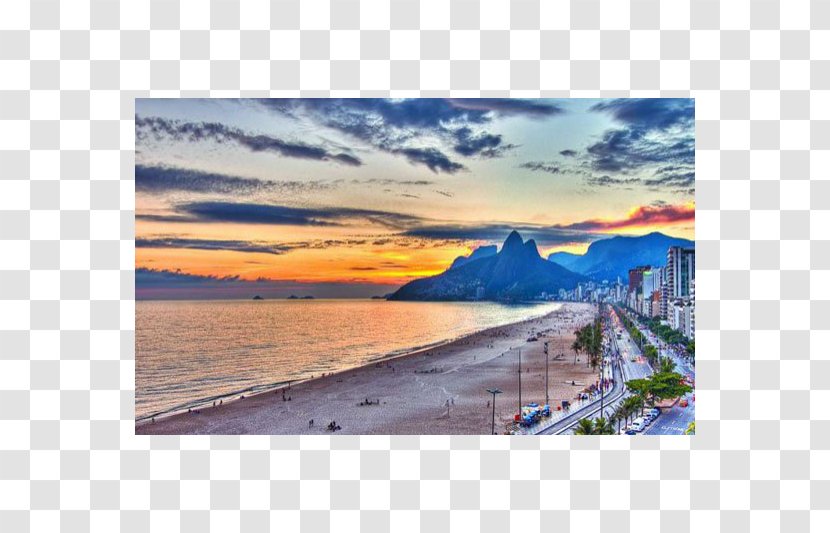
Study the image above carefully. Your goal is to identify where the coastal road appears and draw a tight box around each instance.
[629,317,696,436]
[644,396,694,435]
[536,355,626,435]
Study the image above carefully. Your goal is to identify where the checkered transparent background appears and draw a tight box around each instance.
[0,0,827,531]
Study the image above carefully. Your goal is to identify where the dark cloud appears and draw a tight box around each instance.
[559,149,577,157]
[447,98,565,118]
[259,98,563,132]
[254,98,563,173]
[401,224,598,247]
[586,128,695,172]
[644,167,695,188]
[136,213,201,223]
[351,178,435,186]
[135,164,331,195]
[590,98,694,132]
[180,202,340,227]
[452,127,516,158]
[586,175,642,187]
[136,237,291,255]
[584,98,695,189]
[136,116,362,166]
[434,190,454,198]
[136,267,401,300]
[519,161,564,175]
[136,267,243,287]
[392,147,465,174]
[161,201,426,230]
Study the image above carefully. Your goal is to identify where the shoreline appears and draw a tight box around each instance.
[136,302,598,435]
[135,303,561,422]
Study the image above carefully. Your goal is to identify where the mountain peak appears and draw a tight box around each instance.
[502,230,524,251]
[449,244,498,270]
[523,238,540,258]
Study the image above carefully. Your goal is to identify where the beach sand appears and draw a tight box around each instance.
[136,302,598,435]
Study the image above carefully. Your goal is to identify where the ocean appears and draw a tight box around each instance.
[135,299,562,419]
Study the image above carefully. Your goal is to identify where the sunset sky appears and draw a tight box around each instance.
[135,98,694,299]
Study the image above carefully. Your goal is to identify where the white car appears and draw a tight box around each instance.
[630,418,646,432]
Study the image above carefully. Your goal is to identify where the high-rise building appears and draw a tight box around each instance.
[643,267,662,299]
[690,278,695,339]
[628,266,651,294]
[666,247,695,300]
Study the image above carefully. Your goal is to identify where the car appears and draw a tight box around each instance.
[625,429,638,435]
[648,408,660,418]
[630,418,646,432]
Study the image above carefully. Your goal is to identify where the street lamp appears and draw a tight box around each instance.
[544,341,549,406]
[486,388,503,435]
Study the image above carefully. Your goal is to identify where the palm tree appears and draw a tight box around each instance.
[593,417,615,435]
[573,417,616,435]
[659,356,676,374]
[573,418,595,435]
[612,403,630,433]
[572,335,582,365]
[622,395,644,422]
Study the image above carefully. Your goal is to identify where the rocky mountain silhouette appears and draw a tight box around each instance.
[389,230,585,301]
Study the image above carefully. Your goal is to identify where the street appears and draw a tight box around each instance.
[629,315,695,436]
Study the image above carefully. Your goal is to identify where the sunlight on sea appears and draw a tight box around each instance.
[136,299,561,418]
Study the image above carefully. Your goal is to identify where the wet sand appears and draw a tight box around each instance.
[136,302,598,435]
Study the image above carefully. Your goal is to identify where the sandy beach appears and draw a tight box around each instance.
[136,302,598,435]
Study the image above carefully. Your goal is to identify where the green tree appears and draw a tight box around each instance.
[647,371,692,404]
[643,344,659,365]
[659,356,676,374]
[625,378,651,415]
[626,371,692,411]
[611,403,630,433]
[593,417,615,435]
[573,417,615,435]
[685,421,695,435]
[573,418,596,435]
[571,335,582,366]
[621,395,643,423]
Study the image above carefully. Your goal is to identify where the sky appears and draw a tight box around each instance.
[135,98,695,299]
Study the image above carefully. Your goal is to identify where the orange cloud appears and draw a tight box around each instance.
[559,203,695,232]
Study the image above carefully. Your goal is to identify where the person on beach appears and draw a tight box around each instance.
[309,419,314,428]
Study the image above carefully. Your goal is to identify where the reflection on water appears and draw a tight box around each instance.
[136,299,561,418]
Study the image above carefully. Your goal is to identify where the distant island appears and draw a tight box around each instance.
[287,295,315,300]
[252,295,264,300]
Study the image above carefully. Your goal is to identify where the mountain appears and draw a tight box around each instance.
[389,230,586,301]
[449,245,498,269]
[547,232,694,282]
[547,251,581,270]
